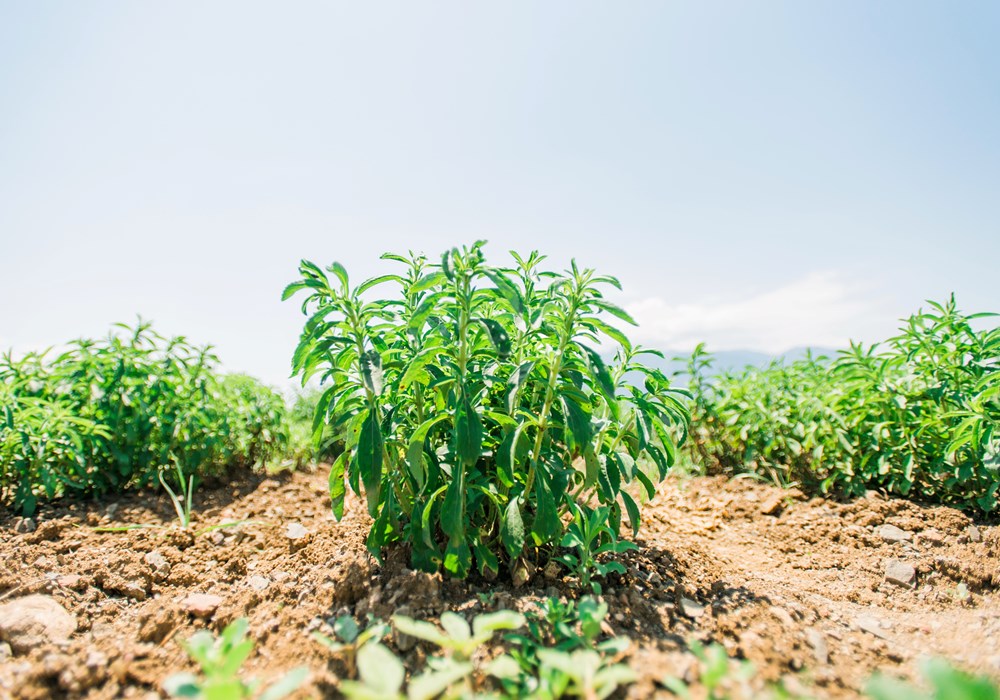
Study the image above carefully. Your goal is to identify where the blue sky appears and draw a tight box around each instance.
[1,2,998,387]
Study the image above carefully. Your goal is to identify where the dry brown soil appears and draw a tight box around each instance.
[1,468,998,699]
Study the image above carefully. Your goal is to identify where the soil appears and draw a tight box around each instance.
[1,468,998,699]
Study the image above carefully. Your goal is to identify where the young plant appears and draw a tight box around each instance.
[313,614,390,676]
[164,618,307,700]
[340,610,525,700]
[503,595,632,699]
[284,243,690,581]
[554,504,637,593]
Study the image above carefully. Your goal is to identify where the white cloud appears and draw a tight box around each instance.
[625,270,891,354]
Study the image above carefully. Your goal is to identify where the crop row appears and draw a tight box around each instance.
[0,322,292,516]
[682,296,1000,513]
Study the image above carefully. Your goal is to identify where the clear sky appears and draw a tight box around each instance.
[2,2,998,388]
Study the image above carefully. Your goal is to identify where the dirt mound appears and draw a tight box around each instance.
[1,470,997,699]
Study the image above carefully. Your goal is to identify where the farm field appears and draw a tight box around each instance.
[1,468,997,699]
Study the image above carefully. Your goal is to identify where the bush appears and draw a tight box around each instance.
[685,297,1000,512]
[285,242,689,579]
[0,322,291,515]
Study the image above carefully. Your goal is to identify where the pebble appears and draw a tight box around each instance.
[143,551,171,580]
[13,518,37,534]
[286,523,308,540]
[760,494,784,516]
[854,616,889,640]
[884,560,917,588]
[680,597,706,619]
[0,642,11,660]
[917,530,945,546]
[181,593,223,618]
[0,595,77,654]
[247,575,270,592]
[878,524,911,543]
[968,525,982,543]
[208,531,225,546]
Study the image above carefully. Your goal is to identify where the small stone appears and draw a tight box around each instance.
[878,524,911,543]
[804,629,828,664]
[144,551,171,581]
[208,531,225,546]
[181,593,223,618]
[770,606,795,628]
[121,581,148,601]
[393,605,417,651]
[968,525,982,543]
[286,523,308,540]
[918,530,945,546]
[855,616,889,639]
[648,571,662,585]
[680,597,705,619]
[247,575,270,592]
[0,595,77,654]
[0,642,11,660]
[57,575,85,590]
[14,517,37,534]
[543,561,562,580]
[884,560,917,588]
[761,494,784,516]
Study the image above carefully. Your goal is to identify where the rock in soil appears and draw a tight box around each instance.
[181,593,224,618]
[884,559,917,588]
[0,595,77,654]
[878,524,911,543]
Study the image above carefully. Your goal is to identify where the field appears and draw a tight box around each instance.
[2,245,998,700]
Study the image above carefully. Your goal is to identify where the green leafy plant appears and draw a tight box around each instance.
[867,657,1000,700]
[554,504,637,593]
[1,322,293,517]
[683,297,1000,512]
[503,595,632,699]
[340,610,525,700]
[164,618,308,700]
[285,243,689,580]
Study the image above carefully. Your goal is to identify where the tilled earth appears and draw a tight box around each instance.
[1,468,998,699]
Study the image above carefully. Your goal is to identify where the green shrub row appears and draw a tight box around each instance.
[1,322,291,515]
[683,296,1000,512]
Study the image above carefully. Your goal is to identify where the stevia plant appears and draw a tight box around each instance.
[285,242,690,580]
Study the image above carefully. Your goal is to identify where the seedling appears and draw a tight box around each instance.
[554,504,637,593]
[164,617,307,700]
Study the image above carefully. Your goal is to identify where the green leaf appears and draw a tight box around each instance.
[594,300,637,326]
[356,409,384,516]
[476,318,513,358]
[620,491,641,536]
[506,361,535,414]
[326,261,350,292]
[560,395,593,454]
[500,496,526,559]
[410,271,447,295]
[406,414,450,490]
[483,268,525,315]
[360,350,384,397]
[259,667,309,700]
[579,343,617,407]
[329,451,348,520]
[531,470,562,543]
[454,390,483,467]
[407,660,475,700]
[355,643,405,696]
